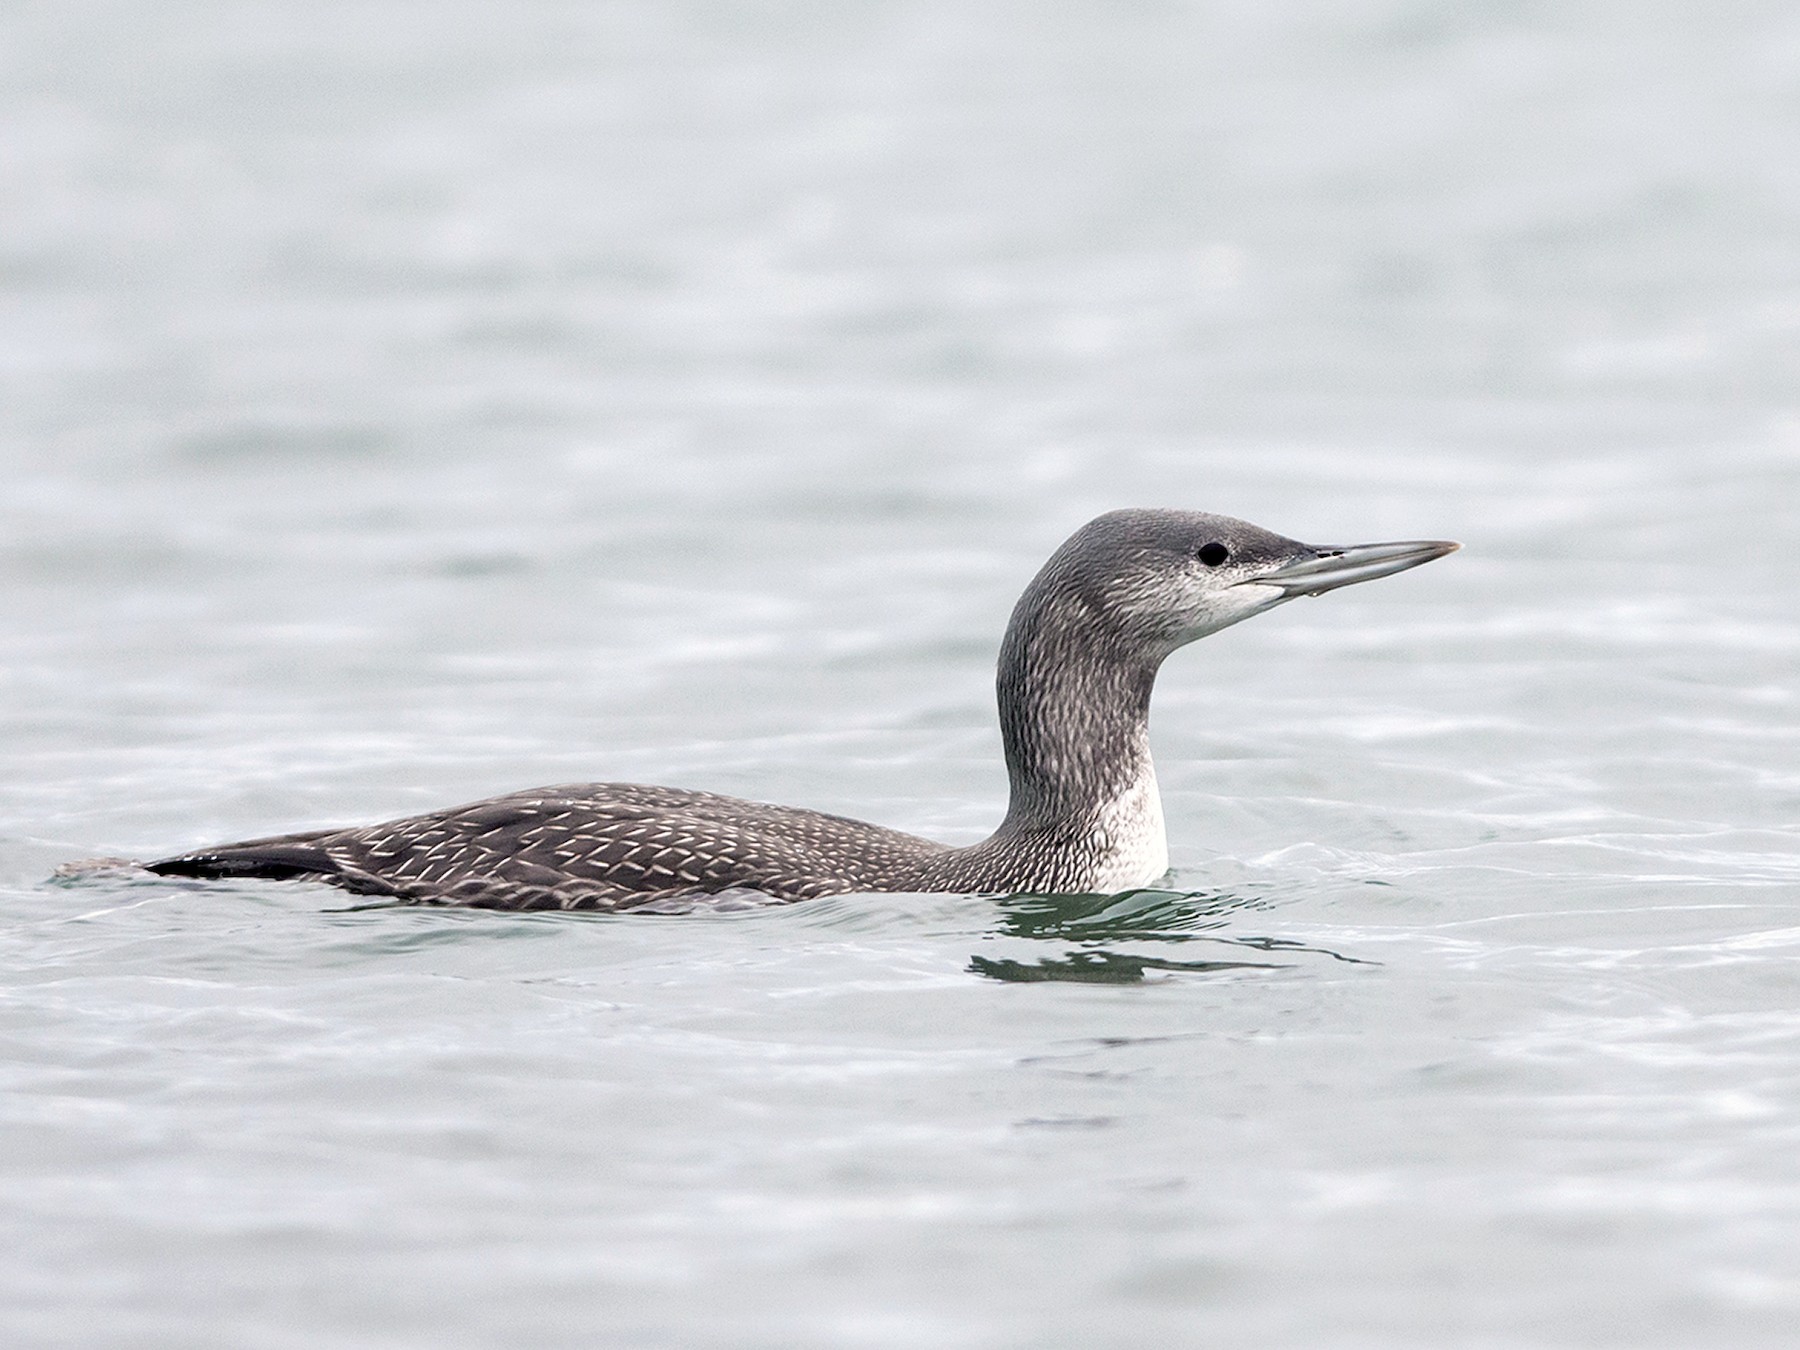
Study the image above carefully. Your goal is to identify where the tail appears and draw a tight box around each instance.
[145,823,359,884]
[144,843,343,882]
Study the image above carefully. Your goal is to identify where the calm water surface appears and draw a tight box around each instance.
[4,3,1800,1346]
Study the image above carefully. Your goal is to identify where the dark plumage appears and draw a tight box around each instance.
[145,510,1457,909]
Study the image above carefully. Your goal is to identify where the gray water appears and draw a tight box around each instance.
[5,2,1800,1346]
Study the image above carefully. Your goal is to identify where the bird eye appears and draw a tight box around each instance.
[1197,541,1230,567]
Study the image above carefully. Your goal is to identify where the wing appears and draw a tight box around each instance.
[147,783,948,910]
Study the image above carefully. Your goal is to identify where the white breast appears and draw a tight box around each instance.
[1083,765,1170,892]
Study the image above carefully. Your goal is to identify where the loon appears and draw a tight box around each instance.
[146,510,1457,910]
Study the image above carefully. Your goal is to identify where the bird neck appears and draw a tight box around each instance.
[990,589,1164,840]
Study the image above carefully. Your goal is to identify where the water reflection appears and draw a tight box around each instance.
[989,887,1262,940]
[970,887,1374,985]
[968,949,1285,984]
